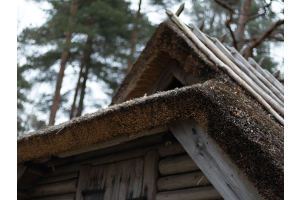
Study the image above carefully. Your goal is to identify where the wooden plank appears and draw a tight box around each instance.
[18,165,27,182]
[142,150,160,200]
[47,132,170,167]
[156,186,221,200]
[57,125,168,158]
[168,119,263,200]
[31,193,76,200]
[171,60,202,86]
[157,171,211,192]
[75,165,91,200]
[49,142,185,176]
[37,172,79,185]
[29,179,78,198]
[147,62,174,95]
[117,160,132,200]
[159,154,199,176]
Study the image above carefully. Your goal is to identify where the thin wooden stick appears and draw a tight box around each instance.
[265,69,284,90]
[190,24,284,109]
[228,47,284,96]
[258,57,265,67]
[248,57,284,94]
[175,3,185,16]
[165,9,284,125]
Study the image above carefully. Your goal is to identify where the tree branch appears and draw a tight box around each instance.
[246,2,272,22]
[214,0,237,49]
[244,19,284,59]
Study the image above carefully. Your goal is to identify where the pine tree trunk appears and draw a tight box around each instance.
[49,0,78,125]
[76,65,89,117]
[126,0,142,75]
[69,38,92,119]
[235,0,252,51]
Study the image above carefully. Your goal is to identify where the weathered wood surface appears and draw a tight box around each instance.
[166,10,283,125]
[191,24,284,110]
[159,154,199,176]
[155,186,221,200]
[168,119,263,200]
[76,158,145,200]
[142,150,160,200]
[147,62,174,95]
[207,35,284,108]
[18,165,27,182]
[171,60,202,86]
[57,124,168,158]
[75,165,91,200]
[48,142,185,176]
[248,57,284,96]
[31,193,76,200]
[28,179,78,198]
[47,132,170,167]
[37,172,78,185]
[157,171,211,192]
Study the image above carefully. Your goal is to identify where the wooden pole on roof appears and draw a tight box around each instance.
[165,9,283,125]
[175,3,185,16]
[188,22,284,113]
[198,32,283,108]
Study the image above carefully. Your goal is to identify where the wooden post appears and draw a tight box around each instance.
[75,165,91,200]
[168,119,263,200]
[142,150,159,200]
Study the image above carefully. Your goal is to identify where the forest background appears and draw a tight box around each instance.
[17,0,284,136]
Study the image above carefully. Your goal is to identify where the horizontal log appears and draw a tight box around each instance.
[31,193,76,200]
[155,186,222,200]
[157,171,211,191]
[159,154,199,176]
[47,142,185,176]
[47,131,172,167]
[37,172,78,185]
[28,179,78,198]
[57,124,168,158]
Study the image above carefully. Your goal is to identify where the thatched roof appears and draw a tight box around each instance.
[18,20,283,200]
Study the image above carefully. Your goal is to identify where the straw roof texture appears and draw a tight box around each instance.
[18,20,283,200]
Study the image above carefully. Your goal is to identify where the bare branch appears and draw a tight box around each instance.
[198,19,205,31]
[246,2,272,22]
[214,0,237,49]
[244,20,284,59]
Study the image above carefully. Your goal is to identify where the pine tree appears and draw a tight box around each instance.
[18,0,155,125]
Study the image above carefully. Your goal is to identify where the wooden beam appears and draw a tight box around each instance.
[168,119,263,200]
[142,150,160,200]
[28,179,78,198]
[36,172,79,185]
[47,132,170,167]
[171,60,202,86]
[159,154,199,176]
[47,141,185,176]
[31,193,76,200]
[75,165,91,200]
[57,125,168,158]
[17,165,27,182]
[147,62,174,95]
[157,171,211,192]
[156,186,221,200]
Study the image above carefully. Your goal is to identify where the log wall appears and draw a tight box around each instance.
[22,132,223,200]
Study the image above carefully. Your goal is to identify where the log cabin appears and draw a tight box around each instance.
[17,8,284,200]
